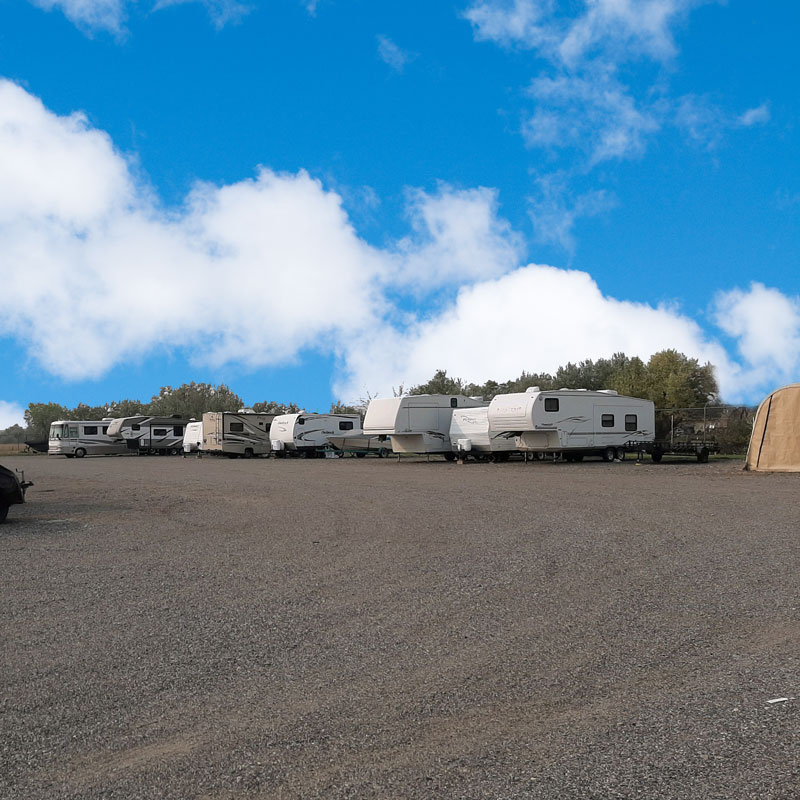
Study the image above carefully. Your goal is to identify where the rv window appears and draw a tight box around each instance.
[229,423,244,432]
[83,426,98,436]
[339,420,354,431]
[68,426,79,438]
[601,414,615,428]
[297,418,305,425]
[450,398,458,408]
[625,414,637,431]
[544,398,559,412]
[132,424,140,431]
[102,426,108,435]
[174,425,183,435]
[153,428,168,436]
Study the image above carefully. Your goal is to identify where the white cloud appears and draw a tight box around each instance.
[713,283,800,394]
[738,103,770,127]
[376,35,412,73]
[524,72,660,163]
[394,186,525,289]
[29,0,249,33]
[0,80,794,408]
[0,401,26,430]
[465,0,694,67]
[31,0,126,33]
[334,263,734,401]
[528,174,616,251]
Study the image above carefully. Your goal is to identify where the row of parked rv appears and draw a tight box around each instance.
[47,387,659,462]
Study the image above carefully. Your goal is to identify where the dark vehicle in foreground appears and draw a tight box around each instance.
[0,464,33,523]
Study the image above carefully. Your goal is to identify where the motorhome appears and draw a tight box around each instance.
[270,413,361,456]
[48,420,129,458]
[202,411,275,457]
[488,388,655,461]
[363,395,487,456]
[105,416,190,455]
[448,406,517,461]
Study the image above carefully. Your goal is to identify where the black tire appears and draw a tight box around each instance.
[356,452,366,458]
[0,504,9,524]
[244,449,254,459]
[697,447,709,463]
[377,448,387,458]
[616,448,626,461]
[443,452,456,462]
[169,448,180,456]
[573,454,584,462]
[65,454,74,459]
[74,448,86,458]
[602,446,615,462]
[651,450,663,463]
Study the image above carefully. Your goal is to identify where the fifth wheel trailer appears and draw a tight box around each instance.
[363,395,487,456]
[202,411,275,457]
[488,388,655,461]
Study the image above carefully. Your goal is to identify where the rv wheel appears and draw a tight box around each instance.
[616,449,626,461]
[74,448,86,458]
[0,504,9,523]
[696,447,709,463]
[443,452,456,462]
[356,452,366,458]
[377,448,388,458]
[651,450,663,463]
[602,447,615,462]
[244,449,254,459]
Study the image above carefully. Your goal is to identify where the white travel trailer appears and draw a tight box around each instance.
[488,388,655,461]
[48,420,129,458]
[105,415,190,455]
[202,411,275,457]
[449,406,517,461]
[363,395,487,457]
[270,413,361,457]
[182,421,203,454]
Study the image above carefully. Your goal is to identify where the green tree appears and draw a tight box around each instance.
[409,369,468,396]
[251,400,301,415]
[146,383,244,419]
[0,424,26,444]
[105,398,147,418]
[24,402,70,439]
[645,350,718,408]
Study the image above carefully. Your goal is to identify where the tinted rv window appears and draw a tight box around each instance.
[68,426,79,438]
[132,424,140,431]
[625,414,637,431]
[153,428,168,436]
[339,420,354,431]
[601,414,615,428]
[450,398,458,408]
[102,426,108,435]
[230,423,244,432]
[544,398,559,412]
[174,425,183,436]
[83,426,98,435]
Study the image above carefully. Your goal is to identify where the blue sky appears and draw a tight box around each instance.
[1,0,799,426]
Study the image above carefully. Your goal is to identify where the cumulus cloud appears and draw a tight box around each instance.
[713,283,800,395]
[0,80,793,407]
[334,263,734,401]
[0,401,26,430]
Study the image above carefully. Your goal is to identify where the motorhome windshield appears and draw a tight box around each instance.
[49,423,68,439]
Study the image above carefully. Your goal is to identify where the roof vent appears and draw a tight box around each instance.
[526,386,540,393]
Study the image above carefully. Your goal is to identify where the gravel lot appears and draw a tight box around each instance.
[1,454,798,799]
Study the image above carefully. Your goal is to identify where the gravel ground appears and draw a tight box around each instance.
[1,454,798,799]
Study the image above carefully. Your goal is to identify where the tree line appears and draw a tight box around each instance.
[1,351,752,452]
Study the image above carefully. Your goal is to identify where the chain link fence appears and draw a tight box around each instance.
[655,406,755,455]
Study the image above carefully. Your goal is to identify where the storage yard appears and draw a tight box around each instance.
[2,455,798,799]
